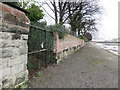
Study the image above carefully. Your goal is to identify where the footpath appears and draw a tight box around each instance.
[30,43,118,88]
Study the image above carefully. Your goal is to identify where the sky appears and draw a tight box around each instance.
[38,0,119,40]
[98,0,119,40]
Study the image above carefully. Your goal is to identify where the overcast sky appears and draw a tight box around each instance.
[39,0,119,40]
[98,0,119,40]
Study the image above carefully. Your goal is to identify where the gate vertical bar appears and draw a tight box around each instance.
[45,29,47,68]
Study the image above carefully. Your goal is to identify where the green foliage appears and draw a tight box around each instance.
[70,12,83,32]
[47,24,67,39]
[14,85,21,90]
[35,72,42,77]
[27,62,38,70]
[26,4,44,22]
[68,0,101,36]
[10,2,44,22]
[78,35,88,42]
[8,2,20,6]
[84,32,92,41]
[31,21,47,28]
[13,80,29,89]
[9,2,28,9]
[22,80,29,86]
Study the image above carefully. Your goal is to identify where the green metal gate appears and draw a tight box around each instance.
[27,25,56,73]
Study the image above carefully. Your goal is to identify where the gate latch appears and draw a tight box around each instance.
[41,43,44,48]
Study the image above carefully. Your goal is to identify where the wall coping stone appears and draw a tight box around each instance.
[0,2,30,29]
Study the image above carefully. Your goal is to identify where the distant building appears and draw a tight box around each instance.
[92,38,105,42]
[112,38,120,42]
[93,38,120,43]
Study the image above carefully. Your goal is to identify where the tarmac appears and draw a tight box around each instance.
[29,43,118,88]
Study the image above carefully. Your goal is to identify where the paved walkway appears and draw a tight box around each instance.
[30,43,118,88]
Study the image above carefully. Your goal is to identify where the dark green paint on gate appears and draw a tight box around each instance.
[27,25,56,74]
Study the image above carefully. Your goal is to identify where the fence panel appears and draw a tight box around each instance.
[28,25,56,73]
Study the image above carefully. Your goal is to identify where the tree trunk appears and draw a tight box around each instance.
[53,0,58,24]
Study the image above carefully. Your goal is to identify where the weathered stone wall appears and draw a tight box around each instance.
[0,2,30,88]
[54,32,85,63]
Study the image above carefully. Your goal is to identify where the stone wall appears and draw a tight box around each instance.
[54,32,85,63]
[0,2,30,88]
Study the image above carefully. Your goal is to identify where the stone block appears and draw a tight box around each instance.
[2,75,13,88]
[1,40,21,48]
[24,63,28,71]
[2,47,13,58]
[11,47,19,58]
[21,35,28,40]
[8,54,27,67]
[11,64,25,75]
[0,10,3,16]
[2,58,9,69]
[0,10,3,22]
[0,32,13,40]
[18,41,28,55]
[0,82,2,90]
[0,39,3,48]
[0,70,2,80]
[12,70,28,86]
[0,48,2,65]
[0,64,1,70]
[2,68,11,78]
[3,40,13,48]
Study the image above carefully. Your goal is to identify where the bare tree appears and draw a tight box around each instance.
[68,0,101,36]
[30,0,101,37]
[44,0,82,25]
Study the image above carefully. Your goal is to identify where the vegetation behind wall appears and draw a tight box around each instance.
[46,24,67,39]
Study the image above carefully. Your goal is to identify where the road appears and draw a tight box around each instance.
[29,43,118,88]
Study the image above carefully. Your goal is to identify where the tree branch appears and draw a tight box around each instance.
[34,1,55,20]
[44,1,55,13]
